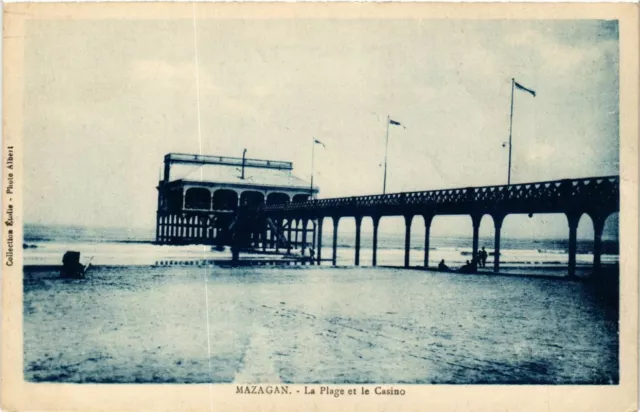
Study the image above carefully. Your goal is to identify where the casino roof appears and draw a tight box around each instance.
[167,162,315,191]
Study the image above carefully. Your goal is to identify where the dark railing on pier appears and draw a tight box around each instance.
[260,176,619,277]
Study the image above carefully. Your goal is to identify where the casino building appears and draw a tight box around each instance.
[155,153,318,248]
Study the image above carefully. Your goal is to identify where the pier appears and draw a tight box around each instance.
[261,175,619,277]
[154,154,618,278]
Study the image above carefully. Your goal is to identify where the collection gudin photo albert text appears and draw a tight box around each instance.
[4,145,15,267]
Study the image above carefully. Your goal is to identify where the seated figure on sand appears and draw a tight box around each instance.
[438,259,450,272]
[459,259,478,274]
[60,251,86,279]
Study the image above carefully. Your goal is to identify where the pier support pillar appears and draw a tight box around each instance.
[493,214,505,273]
[292,220,297,250]
[372,216,380,267]
[287,219,293,254]
[591,213,606,275]
[471,214,482,272]
[355,216,362,266]
[316,218,324,265]
[404,215,413,268]
[332,216,340,266]
[275,219,281,253]
[567,212,581,278]
[262,220,268,252]
[423,214,434,268]
[156,213,161,243]
[310,221,317,265]
[301,219,308,256]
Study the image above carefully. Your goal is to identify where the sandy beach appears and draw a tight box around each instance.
[23,264,618,384]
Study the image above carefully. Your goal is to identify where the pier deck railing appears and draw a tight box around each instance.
[262,176,618,217]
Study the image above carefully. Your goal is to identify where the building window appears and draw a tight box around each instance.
[292,194,310,203]
[213,189,239,211]
[167,189,183,212]
[185,188,211,210]
[266,192,290,205]
[240,191,265,207]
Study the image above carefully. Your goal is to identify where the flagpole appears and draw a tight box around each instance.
[310,138,315,199]
[383,115,390,194]
[507,78,515,186]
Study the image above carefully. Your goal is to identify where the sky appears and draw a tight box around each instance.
[23,18,619,238]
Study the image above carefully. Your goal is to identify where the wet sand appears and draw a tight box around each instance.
[23,265,618,384]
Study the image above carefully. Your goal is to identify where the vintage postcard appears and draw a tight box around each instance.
[2,2,638,411]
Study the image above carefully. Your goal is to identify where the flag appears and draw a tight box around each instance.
[389,119,406,128]
[515,81,536,97]
[314,139,326,148]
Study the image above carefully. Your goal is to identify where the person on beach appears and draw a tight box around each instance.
[459,259,477,274]
[438,259,450,272]
[309,247,315,260]
[479,247,488,268]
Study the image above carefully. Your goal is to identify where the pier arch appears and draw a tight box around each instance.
[374,216,407,267]
[333,217,358,266]
[593,212,619,274]
[577,214,596,272]
[603,212,618,235]
[299,218,316,258]
[315,216,327,265]
[405,214,426,268]
[475,214,497,271]
[500,213,580,275]
[428,215,474,271]
[354,217,374,266]
[316,216,345,266]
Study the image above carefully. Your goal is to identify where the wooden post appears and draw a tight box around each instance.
[404,215,413,268]
[355,216,362,266]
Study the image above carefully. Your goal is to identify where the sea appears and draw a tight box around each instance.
[22,224,619,269]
